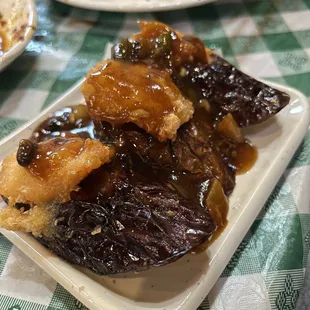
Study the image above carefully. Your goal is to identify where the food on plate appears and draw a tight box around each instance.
[39,187,216,274]
[0,21,290,275]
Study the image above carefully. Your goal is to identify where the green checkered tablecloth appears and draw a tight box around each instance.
[0,0,310,309]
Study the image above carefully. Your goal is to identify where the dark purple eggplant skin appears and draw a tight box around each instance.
[173,55,290,127]
[112,36,290,127]
[34,107,232,276]
[95,108,236,196]
[38,181,216,275]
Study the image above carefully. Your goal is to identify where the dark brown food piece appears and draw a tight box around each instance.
[1,196,36,212]
[38,181,216,275]
[16,139,36,167]
[14,202,31,211]
[93,108,236,196]
[32,105,94,142]
[174,55,290,127]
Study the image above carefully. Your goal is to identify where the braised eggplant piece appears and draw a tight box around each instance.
[32,105,247,274]
[38,181,216,275]
[173,55,290,127]
[94,108,237,196]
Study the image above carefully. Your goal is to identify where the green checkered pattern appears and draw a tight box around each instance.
[0,0,310,309]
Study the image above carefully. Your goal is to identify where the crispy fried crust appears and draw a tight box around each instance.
[0,204,54,236]
[0,138,113,205]
[0,137,113,235]
[82,60,194,141]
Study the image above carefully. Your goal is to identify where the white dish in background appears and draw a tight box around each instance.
[55,0,216,12]
[0,80,309,310]
[0,0,37,72]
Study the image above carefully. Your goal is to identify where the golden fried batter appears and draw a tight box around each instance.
[0,137,113,205]
[0,137,113,234]
[0,204,54,236]
[82,60,194,141]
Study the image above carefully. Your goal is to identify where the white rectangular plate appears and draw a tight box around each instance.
[0,80,309,310]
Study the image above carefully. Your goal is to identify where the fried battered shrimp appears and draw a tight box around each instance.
[82,60,194,141]
[0,137,113,205]
[0,137,113,234]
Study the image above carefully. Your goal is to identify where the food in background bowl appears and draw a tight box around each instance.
[0,21,290,275]
[0,0,36,71]
[0,29,9,55]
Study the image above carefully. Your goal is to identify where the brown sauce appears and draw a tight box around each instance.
[28,137,85,178]
[193,227,228,253]
[193,178,228,253]
[32,105,95,143]
[84,61,176,124]
[206,179,228,228]
[32,104,258,248]
[0,29,9,54]
[235,142,258,175]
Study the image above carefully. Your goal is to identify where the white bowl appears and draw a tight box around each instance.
[55,0,216,13]
[0,0,37,72]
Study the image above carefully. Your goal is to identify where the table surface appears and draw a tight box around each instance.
[1,0,310,309]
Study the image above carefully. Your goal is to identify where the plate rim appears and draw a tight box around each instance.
[55,0,216,12]
[0,0,37,72]
[0,79,309,310]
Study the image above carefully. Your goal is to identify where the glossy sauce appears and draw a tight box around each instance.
[32,105,258,246]
[31,105,93,179]
[81,60,193,141]
[83,61,175,122]
[28,137,85,178]
[112,20,289,129]
[32,105,94,143]
[235,143,258,175]
[131,21,207,68]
